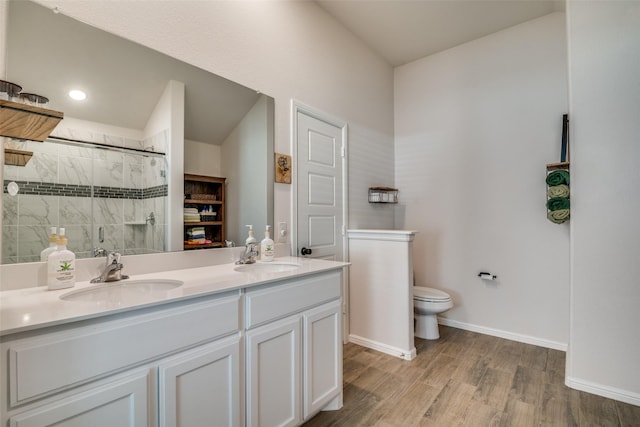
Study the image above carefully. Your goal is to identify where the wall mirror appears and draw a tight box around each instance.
[2,0,274,264]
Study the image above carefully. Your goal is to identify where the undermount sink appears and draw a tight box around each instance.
[234,262,301,273]
[60,279,184,302]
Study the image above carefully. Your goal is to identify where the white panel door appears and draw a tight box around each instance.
[158,336,241,427]
[246,316,302,427]
[296,110,345,261]
[303,300,342,419]
[9,371,149,427]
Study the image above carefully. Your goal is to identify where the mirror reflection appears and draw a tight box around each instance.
[2,0,274,264]
[3,137,168,263]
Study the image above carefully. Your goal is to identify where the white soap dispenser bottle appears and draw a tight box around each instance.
[261,225,274,262]
[245,225,256,245]
[40,227,58,261]
[47,227,76,290]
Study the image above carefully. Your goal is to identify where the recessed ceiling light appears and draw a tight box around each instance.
[68,89,86,101]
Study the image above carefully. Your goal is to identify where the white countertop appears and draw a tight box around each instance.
[0,257,348,337]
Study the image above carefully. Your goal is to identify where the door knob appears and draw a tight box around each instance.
[301,247,312,256]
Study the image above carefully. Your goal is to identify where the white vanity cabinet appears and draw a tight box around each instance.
[0,266,345,427]
[1,292,242,427]
[244,270,342,426]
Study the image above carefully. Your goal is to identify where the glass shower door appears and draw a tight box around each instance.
[2,137,167,264]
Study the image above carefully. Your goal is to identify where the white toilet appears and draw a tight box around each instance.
[413,286,453,340]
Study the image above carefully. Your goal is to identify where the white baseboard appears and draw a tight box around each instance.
[565,376,640,406]
[349,334,416,361]
[438,318,568,351]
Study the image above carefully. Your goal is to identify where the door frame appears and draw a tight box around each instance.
[290,100,349,341]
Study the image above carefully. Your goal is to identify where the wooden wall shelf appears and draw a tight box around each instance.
[0,99,64,142]
[546,161,570,171]
[4,148,33,166]
[368,187,399,204]
[184,174,226,250]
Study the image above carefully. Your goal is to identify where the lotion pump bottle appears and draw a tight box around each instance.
[40,227,58,261]
[47,227,76,290]
[261,225,275,262]
[245,225,256,245]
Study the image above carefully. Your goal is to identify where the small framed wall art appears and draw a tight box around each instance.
[275,153,292,184]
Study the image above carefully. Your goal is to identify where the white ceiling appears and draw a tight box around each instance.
[316,0,565,66]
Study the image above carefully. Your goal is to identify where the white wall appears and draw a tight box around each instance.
[0,1,6,78]
[143,80,184,252]
[222,95,273,245]
[143,84,171,140]
[184,140,222,177]
[34,0,396,241]
[566,1,640,405]
[394,12,570,348]
[0,0,8,240]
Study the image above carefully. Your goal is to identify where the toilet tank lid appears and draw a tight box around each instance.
[413,286,451,300]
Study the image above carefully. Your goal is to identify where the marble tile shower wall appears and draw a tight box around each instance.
[2,130,168,264]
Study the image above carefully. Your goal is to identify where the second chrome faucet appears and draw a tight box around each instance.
[91,252,129,283]
[236,242,260,265]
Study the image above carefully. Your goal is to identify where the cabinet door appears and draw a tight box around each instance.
[158,335,241,427]
[9,370,149,427]
[246,316,302,427]
[303,300,342,419]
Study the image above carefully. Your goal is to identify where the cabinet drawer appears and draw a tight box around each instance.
[245,270,341,329]
[6,293,240,406]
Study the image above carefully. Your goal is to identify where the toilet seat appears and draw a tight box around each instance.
[413,286,451,302]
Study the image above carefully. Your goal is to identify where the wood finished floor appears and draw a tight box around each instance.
[304,326,640,427]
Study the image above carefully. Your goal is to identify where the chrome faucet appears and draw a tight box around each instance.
[90,252,129,283]
[236,242,259,265]
[93,227,107,257]
[93,247,107,257]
